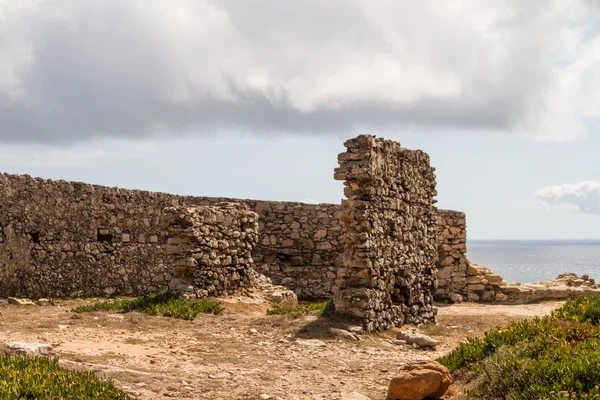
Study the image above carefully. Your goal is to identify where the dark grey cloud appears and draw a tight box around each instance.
[0,0,598,144]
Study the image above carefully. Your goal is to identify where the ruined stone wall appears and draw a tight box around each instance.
[0,174,254,298]
[249,202,343,299]
[0,173,341,299]
[333,135,438,331]
[161,204,258,298]
[174,198,343,299]
[434,210,468,302]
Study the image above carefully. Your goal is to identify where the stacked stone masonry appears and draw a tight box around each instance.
[2,135,591,318]
[434,210,469,302]
[0,173,342,299]
[161,204,258,298]
[333,135,438,331]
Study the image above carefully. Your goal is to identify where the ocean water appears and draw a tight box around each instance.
[466,240,600,284]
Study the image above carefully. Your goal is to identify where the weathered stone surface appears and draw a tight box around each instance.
[7,297,35,306]
[36,298,53,306]
[0,173,342,300]
[395,330,438,348]
[6,342,53,356]
[330,328,359,341]
[247,270,298,307]
[334,135,438,331]
[387,361,452,400]
[161,204,258,298]
[434,210,468,302]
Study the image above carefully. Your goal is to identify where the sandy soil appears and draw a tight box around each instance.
[0,298,563,400]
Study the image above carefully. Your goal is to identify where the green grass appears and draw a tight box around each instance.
[438,295,600,399]
[72,291,223,320]
[0,355,130,399]
[267,300,333,318]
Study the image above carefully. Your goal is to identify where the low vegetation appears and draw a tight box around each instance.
[267,300,334,318]
[0,355,130,399]
[439,295,600,399]
[72,291,222,320]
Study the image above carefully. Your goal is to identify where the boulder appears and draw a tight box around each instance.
[387,361,453,400]
[7,297,35,306]
[395,330,438,348]
[6,342,53,356]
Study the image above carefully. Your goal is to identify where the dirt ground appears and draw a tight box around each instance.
[0,298,563,400]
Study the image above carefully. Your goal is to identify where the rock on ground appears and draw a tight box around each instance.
[330,328,359,341]
[6,342,54,356]
[7,297,35,306]
[395,329,438,349]
[387,361,452,400]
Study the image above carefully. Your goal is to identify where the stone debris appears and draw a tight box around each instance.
[395,330,438,349]
[387,361,452,400]
[334,135,438,332]
[347,325,363,333]
[36,298,54,306]
[245,270,298,308]
[6,342,53,356]
[294,339,326,347]
[7,297,35,306]
[329,328,359,341]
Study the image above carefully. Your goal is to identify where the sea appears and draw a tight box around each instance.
[466,240,600,284]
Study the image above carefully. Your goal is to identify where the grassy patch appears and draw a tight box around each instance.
[0,355,130,399]
[267,300,332,318]
[438,295,600,399]
[72,291,222,320]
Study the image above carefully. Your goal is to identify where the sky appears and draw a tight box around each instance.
[1,0,600,240]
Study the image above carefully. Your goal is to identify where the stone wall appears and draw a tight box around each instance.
[183,199,343,299]
[0,174,182,297]
[161,204,258,298]
[333,135,438,331]
[0,173,342,299]
[247,202,342,299]
[434,210,468,302]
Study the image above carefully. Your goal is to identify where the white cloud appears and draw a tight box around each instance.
[0,0,599,143]
[534,181,600,215]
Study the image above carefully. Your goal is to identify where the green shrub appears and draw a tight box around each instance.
[552,295,600,325]
[267,301,329,317]
[438,295,600,399]
[0,355,130,399]
[72,291,222,320]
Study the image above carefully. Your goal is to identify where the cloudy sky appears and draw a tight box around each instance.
[1,0,599,239]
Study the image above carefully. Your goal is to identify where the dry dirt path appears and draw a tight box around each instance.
[0,299,563,400]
